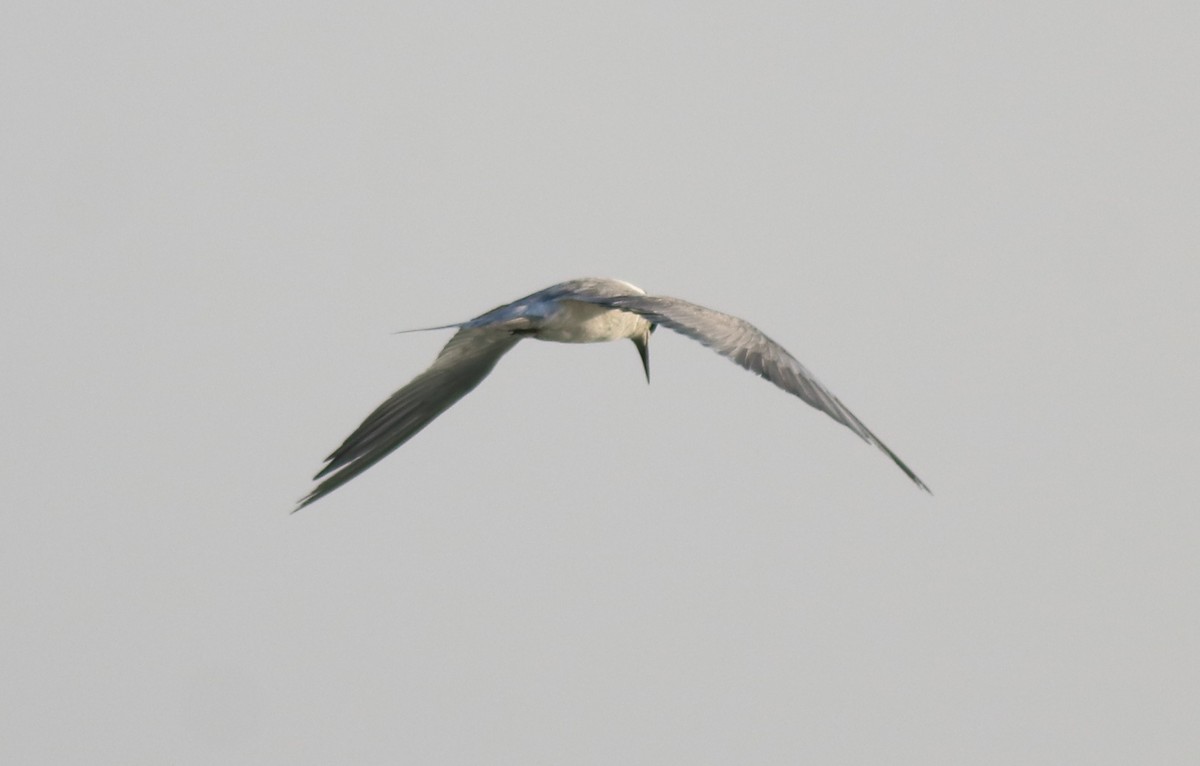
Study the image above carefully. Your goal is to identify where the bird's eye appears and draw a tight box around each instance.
[649,323,658,334]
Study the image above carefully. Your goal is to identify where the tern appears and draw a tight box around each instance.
[297,277,929,509]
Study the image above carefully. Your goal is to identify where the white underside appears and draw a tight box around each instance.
[536,301,647,343]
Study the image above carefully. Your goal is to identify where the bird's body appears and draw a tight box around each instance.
[534,300,649,343]
[297,277,928,510]
[458,277,650,342]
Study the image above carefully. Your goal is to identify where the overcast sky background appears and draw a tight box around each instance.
[4,2,1198,763]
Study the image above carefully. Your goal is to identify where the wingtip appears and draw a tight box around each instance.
[901,464,932,495]
[870,436,931,495]
[292,489,322,513]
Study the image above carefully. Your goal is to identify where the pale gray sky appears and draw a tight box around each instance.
[3,2,1198,763]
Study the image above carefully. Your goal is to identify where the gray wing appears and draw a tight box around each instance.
[296,329,521,510]
[581,294,930,492]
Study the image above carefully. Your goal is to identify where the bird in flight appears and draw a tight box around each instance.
[297,277,929,509]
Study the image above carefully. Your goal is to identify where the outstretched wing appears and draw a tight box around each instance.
[296,329,521,510]
[579,294,930,492]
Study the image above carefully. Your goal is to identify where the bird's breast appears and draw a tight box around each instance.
[535,301,644,343]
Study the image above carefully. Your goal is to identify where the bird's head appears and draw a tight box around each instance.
[632,321,657,383]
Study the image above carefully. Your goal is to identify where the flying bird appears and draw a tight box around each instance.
[297,277,929,509]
